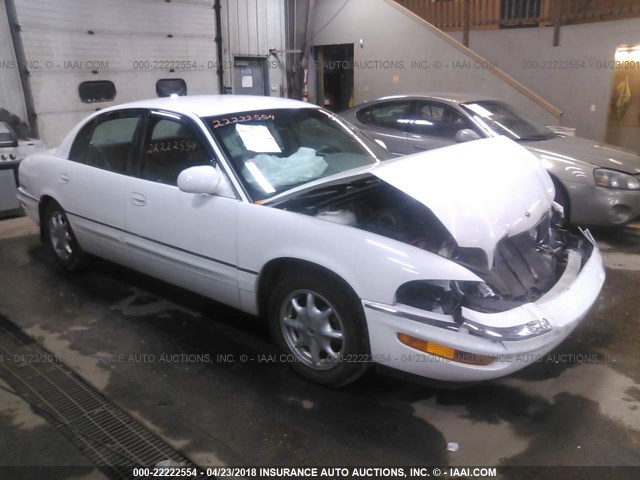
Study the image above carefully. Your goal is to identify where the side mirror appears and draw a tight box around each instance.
[177,165,221,195]
[454,128,481,143]
[374,138,388,150]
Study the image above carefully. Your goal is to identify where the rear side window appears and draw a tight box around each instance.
[69,112,142,174]
[139,116,211,186]
[79,81,116,103]
[356,101,415,133]
[411,101,474,139]
[156,79,187,97]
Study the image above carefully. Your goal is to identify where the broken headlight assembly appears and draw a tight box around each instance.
[395,279,522,318]
[394,279,554,343]
[395,280,464,321]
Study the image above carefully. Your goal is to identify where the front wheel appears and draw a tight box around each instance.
[43,201,90,272]
[267,272,371,387]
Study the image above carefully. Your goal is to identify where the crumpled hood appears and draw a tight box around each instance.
[372,137,555,263]
[523,135,640,173]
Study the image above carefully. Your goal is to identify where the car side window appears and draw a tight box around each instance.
[412,102,475,139]
[140,116,212,186]
[69,112,141,174]
[356,101,415,133]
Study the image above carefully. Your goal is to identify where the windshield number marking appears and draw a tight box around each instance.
[212,114,276,129]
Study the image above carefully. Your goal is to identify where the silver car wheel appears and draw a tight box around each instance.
[280,289,345,370]
[49,211,73,261]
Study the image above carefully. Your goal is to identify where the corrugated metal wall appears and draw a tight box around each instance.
[0,3,27,121]
[220,0,286,95]
[14,0,219,145]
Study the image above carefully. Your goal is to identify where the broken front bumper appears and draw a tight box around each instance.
[568,182,640,226]
[362,236,605,382]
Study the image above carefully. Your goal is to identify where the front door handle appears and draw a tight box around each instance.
[58,173,70,184]
[130,192,147,206]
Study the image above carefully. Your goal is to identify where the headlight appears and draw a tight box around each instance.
[395,280,463,320]
[593,169,640,190]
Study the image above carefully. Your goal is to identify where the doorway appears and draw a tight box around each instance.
[605,44,640,152]
[233,57,269,96]
[314,44,354,112]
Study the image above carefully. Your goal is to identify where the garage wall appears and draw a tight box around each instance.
[448,17,640,142]
[309,0,561,126]
[220,0,286,95]
[13,0,219,146]
[0,3,27,121]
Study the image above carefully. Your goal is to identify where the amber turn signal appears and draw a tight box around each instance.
[397,333,496,366]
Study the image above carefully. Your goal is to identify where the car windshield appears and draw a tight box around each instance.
[204,108,390,201]
[460,100,556,141]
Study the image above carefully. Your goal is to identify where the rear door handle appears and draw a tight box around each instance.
[58,173,70,184]
[130,192,147,206]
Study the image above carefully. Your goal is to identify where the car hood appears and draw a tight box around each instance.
[522,135,640,173]
[371,136,555,264]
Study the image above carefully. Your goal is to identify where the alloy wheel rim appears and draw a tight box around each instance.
[49,211,73,261]
[280,289,345,370]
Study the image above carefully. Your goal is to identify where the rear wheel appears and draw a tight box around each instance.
[43,201,90,272]
[268,271,371,387]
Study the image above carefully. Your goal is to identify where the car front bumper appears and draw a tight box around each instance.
[361,236,605,382]
[567,181,640,226]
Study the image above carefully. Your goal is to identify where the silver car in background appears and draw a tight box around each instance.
[341,94,640,227]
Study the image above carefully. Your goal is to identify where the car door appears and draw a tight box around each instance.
[125,110,241,307]
[55,109,144,266]
[355,100,416,155]
[407,101,478,153]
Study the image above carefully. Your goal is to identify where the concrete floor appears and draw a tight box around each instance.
[0,216,638,478]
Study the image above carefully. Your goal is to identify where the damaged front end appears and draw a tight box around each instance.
[385,206,594,333]
[429,210,594,314]
[268,137,605,380]
[273,175,594,335]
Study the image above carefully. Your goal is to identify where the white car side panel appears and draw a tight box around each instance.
[236,202,482,308]
[124,178,241,308]
[18,154,129,266]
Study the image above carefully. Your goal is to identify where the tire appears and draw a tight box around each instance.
[267,271,371,387]
[43,201,90,272]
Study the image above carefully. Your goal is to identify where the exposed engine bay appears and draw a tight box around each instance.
[273,176,593,314]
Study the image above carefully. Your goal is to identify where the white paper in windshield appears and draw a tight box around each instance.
[236,124,282,153]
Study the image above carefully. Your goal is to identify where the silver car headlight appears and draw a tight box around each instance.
[593,169,640,190]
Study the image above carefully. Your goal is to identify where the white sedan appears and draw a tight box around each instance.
[17,95,605,386]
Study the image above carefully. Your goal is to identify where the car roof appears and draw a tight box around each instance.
[102,94,318,118]
[374,93,498,105]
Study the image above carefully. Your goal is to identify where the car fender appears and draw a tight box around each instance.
[237,202,481,307]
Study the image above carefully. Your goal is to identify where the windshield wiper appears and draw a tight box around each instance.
[269,177,381,210]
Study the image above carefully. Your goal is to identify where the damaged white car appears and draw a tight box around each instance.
[17,95,605,386]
